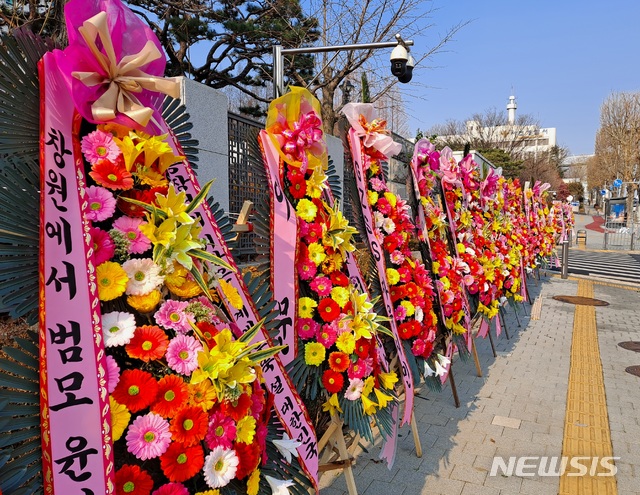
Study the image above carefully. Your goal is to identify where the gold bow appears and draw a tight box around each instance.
[72,11,181,127]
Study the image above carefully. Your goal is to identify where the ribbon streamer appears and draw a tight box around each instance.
[72,11,180,127]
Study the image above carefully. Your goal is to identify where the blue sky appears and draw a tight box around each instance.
[405,0,640,156]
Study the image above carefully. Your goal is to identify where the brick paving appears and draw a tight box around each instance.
[319,273,640,495]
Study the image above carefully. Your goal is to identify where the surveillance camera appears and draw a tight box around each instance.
[390,44,408,77]
[397,54,414,83]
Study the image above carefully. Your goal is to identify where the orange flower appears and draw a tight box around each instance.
[89,158,133,190]
[328,351,350,373]
[159,441,204,482]
[126,325,169,362]
[170,406,209,446]
[152,375,188,418]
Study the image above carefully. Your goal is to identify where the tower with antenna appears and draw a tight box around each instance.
[507,93,517,124]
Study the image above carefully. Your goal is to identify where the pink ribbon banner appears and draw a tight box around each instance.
[39,52,114,495]
[259,130,299,365]
[163,126,319,489]
[348,128,414,426]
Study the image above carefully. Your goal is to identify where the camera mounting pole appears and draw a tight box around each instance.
[272,34,414,99]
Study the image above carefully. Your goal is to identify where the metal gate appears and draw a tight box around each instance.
[603,221,640,250]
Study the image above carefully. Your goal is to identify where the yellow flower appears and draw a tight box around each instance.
[99,122,131,139]
[307,242,327,266]
[138,133,184,173]
[299,297,318,318]
[306,167,327,198]
[304,342,326,366]
[400,300,415,317]
[187,380,217,411]
[362,376,375,397]
[335,332,355,354]
[378,371,398,390]
[219,279,243,310]
[296,198,317,222]
[330,286,349,307]
[456,242,466,255]
[110,397,130,441]
[367,190,379,205]
[386,268,400,285]
[384,192,397,208]
[195,491,221,495]
[361,394,378,415]
[322,393,343,415]
[127,289,161,313]
[432,261,440,275]
[374,388,393,409]
[115,134,143,171]
[370,162,380,174]
[247,469,260,495]
[460,210,471,227]
[140,216,177,247]
[96,262,128,301]
[236,415,257,444]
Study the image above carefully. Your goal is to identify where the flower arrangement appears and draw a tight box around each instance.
[79,123,292,495]
[347,124,441,371]
[262,88,398,442]
[411,140,473,340]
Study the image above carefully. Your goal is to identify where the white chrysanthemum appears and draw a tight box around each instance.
[373,211,385,228]
[102,311,136,347]
[122,258,164,296]
[382,217,396,234]
[203,446,239,489]
[344,378,364,401]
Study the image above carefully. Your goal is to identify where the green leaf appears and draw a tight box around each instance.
[185,179,214,214]
[119,197,168,219]
[190,248,234,271]
[246,345,286,363]
[189,265,212,300]
[238,318,266,344]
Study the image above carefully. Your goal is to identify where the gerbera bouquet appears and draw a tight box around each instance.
[78,124,291,494]
[411,139,474,342]
[261,88,398,442]
[343,124,442,375]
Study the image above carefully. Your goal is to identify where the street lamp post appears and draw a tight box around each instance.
[272,34,414,99]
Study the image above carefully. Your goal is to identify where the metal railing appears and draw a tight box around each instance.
[603,221,640,250]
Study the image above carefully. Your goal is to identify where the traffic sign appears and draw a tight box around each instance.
[613,178,623,188]
[601,189,607,196]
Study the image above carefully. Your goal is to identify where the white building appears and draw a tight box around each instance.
[436,95,557,159]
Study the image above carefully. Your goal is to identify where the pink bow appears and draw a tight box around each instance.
[281,112,324,173]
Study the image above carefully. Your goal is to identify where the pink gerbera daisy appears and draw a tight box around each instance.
[309,276,332,297]
[105,354,120,394]
[204,412,236,450]
[126,412,172,460]
[81,129,121,165]
[296,318,319,340]
[296,257,317,281]
[152,483,189,495]
[85,186,116,222]
[155,300,193,333]
[166,334,203,375]
[112,216,152,254]
[316,323,338,348]
[90,227,116,265]
[347,358,367,380]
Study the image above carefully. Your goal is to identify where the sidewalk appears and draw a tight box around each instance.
[319,274,640,495]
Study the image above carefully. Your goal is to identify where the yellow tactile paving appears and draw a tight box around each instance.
[558,279,617,495]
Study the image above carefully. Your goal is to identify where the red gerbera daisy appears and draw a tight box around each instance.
[317,298,340,323]
[89,158,134,190]
[329,272,349,287]
[234,441,261,479]
[115,464,154,495]
[322,369,344,394]
[195,321,219,349]
[328,351,350,373]
[112,369,158,413]
[288,174,307,199]
[169,406,209,446]
[354,338,371,359]
[220,392,252,422]
[126,325,169,362]
[152,375,188,418]
[398,321,413,340]
[159,441,204,483]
